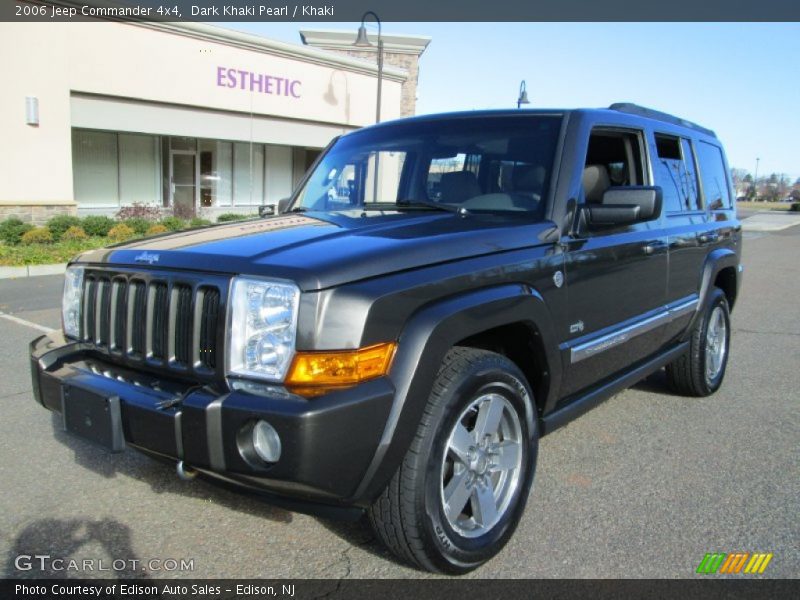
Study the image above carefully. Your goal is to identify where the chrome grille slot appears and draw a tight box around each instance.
[149,282,169,361]
[83,277,97,343]
[129,280,147,358]
[198,287,220,370]
[172,284,193,367]
[97,278,112,347]
[110,279,127,352]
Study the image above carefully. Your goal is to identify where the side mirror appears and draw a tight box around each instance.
[584,186,662,228]
[277,197,291,214]
[258,204,276,218]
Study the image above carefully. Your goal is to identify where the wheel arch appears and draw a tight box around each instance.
[350,283,561,505]
[713,265,739,311]
[698,248,739,307]
[681,248,739,342]
[455,322,551,419]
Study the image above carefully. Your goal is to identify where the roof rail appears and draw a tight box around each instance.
[608,103,716,138]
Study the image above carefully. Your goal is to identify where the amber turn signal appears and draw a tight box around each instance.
[286,342,397,388]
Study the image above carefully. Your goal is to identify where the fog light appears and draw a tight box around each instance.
[252,420,281,463]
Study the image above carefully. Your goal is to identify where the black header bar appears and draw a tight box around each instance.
[2,579,799,600]
[2,0,800,22]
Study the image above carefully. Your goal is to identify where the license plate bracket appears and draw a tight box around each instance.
[61,385,125,452]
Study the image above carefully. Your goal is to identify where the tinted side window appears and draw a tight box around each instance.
[681,139,701,210]
[653,134,699,212]
[695,141,732,210]
[582,128,646,202]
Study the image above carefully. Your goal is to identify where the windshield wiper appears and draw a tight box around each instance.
[288,206,308,213]
[339,201,469,215]
[396,199,469,215]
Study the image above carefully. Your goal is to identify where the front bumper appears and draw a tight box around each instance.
[30,332,394,511]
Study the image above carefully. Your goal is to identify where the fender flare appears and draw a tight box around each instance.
[349,283,561,505]
[684,248,739,339]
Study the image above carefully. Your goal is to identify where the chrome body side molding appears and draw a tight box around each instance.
[566,296,698,364]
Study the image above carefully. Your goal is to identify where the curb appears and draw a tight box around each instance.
[741,213,800,233]
[0,263,67,280]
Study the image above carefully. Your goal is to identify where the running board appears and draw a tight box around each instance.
[540,341,689,435]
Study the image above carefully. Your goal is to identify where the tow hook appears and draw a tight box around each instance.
[176,460,197,480]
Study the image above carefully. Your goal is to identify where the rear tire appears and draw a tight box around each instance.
[666,287,731,397]
[368,347,538,574]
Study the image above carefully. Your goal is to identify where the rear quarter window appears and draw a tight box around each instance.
[653,134,700,212]
[695,141,733,210]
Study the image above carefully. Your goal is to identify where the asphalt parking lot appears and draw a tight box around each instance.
[0,224,797,580]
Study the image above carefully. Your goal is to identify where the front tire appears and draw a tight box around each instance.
[666,287,731,396]
[368,347,538,574]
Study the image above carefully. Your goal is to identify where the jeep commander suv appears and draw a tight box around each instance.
[30,104,741,573]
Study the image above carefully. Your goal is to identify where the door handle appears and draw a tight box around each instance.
[644,241,667,255]
[698,232,720,244]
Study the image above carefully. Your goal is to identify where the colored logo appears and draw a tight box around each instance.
[696,552,773,575]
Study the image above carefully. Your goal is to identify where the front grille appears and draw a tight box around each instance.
[78,271,225,378]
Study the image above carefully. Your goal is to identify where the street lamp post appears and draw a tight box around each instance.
[354,11,383,124]
[517,80,530,109]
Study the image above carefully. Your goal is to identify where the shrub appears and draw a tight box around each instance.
[116,202,162,221]
[46,215,82,241]
[790,202,800,213]
[171,203,196,220]
[0,218,34,246]
[21,227,54,245]
[122,218,151,235]
[107,224,136,242]
[61,225,88,241]
[145,224,169,236]
[189,217,212,228]
[160,216,185,232]
[81,215,116,237]
[217,213,248,223]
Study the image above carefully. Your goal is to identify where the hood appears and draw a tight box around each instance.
[76,211,555,291]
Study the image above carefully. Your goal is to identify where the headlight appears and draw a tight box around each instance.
[227,277,300,381]
[62,266,84,339]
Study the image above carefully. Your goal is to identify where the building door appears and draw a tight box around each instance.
[170,150,197,218]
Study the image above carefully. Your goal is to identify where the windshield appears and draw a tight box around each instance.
[292,115,562,217]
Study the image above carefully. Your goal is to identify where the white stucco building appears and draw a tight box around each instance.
[0,13,430,222]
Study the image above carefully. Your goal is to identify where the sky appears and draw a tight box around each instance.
[222,22,800,180]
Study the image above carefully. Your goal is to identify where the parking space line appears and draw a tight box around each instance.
[0,311,55,334]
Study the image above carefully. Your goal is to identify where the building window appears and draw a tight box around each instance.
[265,145,293,203]
[72,130,119,207]
[233,142,265,207]
[73,129,300,212]
[199,140,233,207]
[119,133,160,206]
[72,129,161,208]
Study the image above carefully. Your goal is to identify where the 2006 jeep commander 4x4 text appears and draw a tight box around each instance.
[30,104,741,573]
